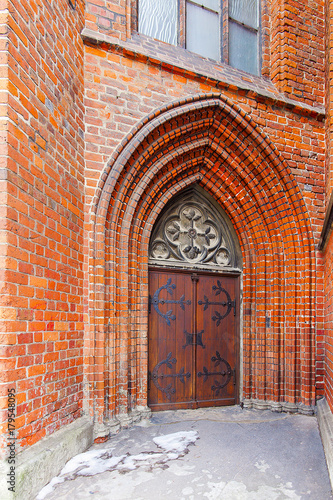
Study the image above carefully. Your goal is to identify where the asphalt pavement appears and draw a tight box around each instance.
[36,406,332,500]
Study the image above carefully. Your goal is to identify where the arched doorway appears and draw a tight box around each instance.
[89,94,316,438]
[148,187,242,410]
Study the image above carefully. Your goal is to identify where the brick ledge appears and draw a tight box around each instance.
[81,28,325,121]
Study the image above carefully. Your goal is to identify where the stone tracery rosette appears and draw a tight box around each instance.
[149,190,239,269]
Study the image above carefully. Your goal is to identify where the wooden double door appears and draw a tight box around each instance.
[148,268,240,411]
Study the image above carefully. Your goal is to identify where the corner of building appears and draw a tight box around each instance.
[316,398,333,488]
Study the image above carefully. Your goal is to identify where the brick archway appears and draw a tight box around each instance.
[88,93,315,437]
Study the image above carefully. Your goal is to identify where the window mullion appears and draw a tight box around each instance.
[229,16,258,34]
[179,0,186,48]
[222,0,229,65]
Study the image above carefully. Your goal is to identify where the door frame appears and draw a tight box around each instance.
[148,266,241,410]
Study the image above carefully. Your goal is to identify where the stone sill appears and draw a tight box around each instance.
[81,28,325,122]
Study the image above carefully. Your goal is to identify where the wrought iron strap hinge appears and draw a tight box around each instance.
[198,280,236,325]
[149,278,191,325]
[197,351,233,396]
[150,352,191,401]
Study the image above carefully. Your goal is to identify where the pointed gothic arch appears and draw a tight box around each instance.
[148,185,242,271]
[88,93,315,437]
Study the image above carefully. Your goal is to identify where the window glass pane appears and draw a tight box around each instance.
[229,0,258,29]
[138,0,177,46]
[189,0,220,12]
[186,3,220,61]
[229,21,258,74]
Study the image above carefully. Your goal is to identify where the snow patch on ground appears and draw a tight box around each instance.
[36,477,65,499]
[254,459,270,473]
[182,486,194,495]
[36,431,199,500]
[60,449,126,477]
[153,430,198,455]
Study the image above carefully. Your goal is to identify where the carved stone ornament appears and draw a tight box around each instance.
[149,189,239,269]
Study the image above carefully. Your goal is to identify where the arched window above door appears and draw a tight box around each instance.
[149,186,242,271]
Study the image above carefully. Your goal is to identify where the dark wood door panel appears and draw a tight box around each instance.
[148,269,239,410]
[196,274,238,404]
[148,270,193,409]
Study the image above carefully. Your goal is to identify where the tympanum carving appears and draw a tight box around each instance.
[149,190,238,269]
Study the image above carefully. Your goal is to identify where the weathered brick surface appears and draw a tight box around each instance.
[270,0,325,105]
[85,0,127,39]
[326,0,333,199]
[0,0,85,457]
[0,0,330,459]
[83,29,325,423]
[323,0,333,414]
[324,229,333,410]
[85,0,325,106]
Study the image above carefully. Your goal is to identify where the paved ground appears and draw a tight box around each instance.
[36,406,332,499]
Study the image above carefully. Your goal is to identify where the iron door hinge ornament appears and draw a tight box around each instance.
[150,352,191,401]
[149,278,191,325]
[197,351,233,396]
[198,280,236,325]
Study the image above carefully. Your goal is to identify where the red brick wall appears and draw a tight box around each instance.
[83,35,325,426]
[0,0,328,456]
[324,0,333,413]
[83,41,325,236]
[85,0,127,39]
[0,0,9,456]
[326,0,333,198]
[270,0,325,106]
[84,0,325,107]
[0,0,85,456]
[324,231,333,410]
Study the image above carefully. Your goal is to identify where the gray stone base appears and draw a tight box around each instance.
[93,406,152,440]
[317,397,333,489]
[0,406,152,500]
[0,417,93,500]
[243,398,316,415]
